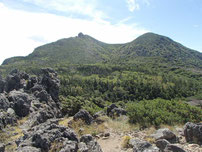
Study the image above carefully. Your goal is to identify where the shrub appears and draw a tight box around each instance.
[126,98,202,127]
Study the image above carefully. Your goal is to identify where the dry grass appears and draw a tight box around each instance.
[58,117,73,127]
[70,119,106,136]
[49,141,64,152]
[0,117,29,152]
[107,116,138,133]
[121,135,131,148]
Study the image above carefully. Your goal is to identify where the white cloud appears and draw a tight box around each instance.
[126,0,151,12]
[22,0,106,20]
[0,2,148,64]
[126,0,140,12]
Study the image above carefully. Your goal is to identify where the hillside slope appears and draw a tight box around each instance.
[1,32,202,75]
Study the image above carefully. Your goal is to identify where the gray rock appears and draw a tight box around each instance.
[156,139,170,151]
[26,76,38,90]
[129,139,159,152]
[59,140,78,152]
[41,68,60,102]
[32,133,51,151]
[184,122,202,145]
[7,108,15,115]
[35,90,51,102]
[111,107,127,117]
[0,78,5,93]
[17,146,41,152]
[0,94,10,111]
[5,73,22,92]
[80,134,103,152]
[164,144,186,152]
[78,142,88,152]
[73,110,93,125]
[0,143,5,152]
[151,128,177,143]
[30,85,44,93]
[8,90,31,117]
[107,104,118,116]
[0,111,17,129]
[17,120,79,152]
[107,104,127,118]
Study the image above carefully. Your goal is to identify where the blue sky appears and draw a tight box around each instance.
[0,0,201,64]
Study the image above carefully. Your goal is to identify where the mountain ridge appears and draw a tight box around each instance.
[1,32,202,72]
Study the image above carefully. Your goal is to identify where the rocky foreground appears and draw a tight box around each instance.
[0,69,201,152]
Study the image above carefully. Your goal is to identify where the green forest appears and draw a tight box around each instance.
[1,33,202,127]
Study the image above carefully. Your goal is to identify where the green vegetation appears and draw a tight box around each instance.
[127,98,202,127]
[0,32,202,127]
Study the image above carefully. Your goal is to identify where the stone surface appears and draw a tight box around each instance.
[183,122,202,145]
[73,110,93,125]
[107,104,127,118]
[0,94,10,111]
[41,68,60,102]
[156,139,170,151]
[16,146,41,152]
[164,144,186,152]
[8,90,31,117]
[129,139,159,152]
[0,143,5,152]
[80,134,103,152]
[151,128,177,143]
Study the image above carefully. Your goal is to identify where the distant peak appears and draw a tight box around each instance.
[78,32,85,38]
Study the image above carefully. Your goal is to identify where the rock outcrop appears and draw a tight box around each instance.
[0,68,103,152]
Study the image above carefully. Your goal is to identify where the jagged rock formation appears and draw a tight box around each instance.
[0,69,103,152]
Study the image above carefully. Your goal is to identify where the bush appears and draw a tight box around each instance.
[126,98,202,127]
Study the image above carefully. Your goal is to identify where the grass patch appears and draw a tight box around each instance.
[121,135,131,148]
[107,116,138,133]
[70,119,106,136]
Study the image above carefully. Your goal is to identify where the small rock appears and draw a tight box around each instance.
[104,132,110,137]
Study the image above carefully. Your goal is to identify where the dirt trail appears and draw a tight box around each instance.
[97,131,133,152]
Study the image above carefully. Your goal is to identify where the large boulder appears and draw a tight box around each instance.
[0,94,10,111]
[73,110,94,125]
[151,128,177,143]
[183,122,202,145]
[8,90,31,117]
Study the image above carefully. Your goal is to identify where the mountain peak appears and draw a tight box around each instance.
[78,32,85,38]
